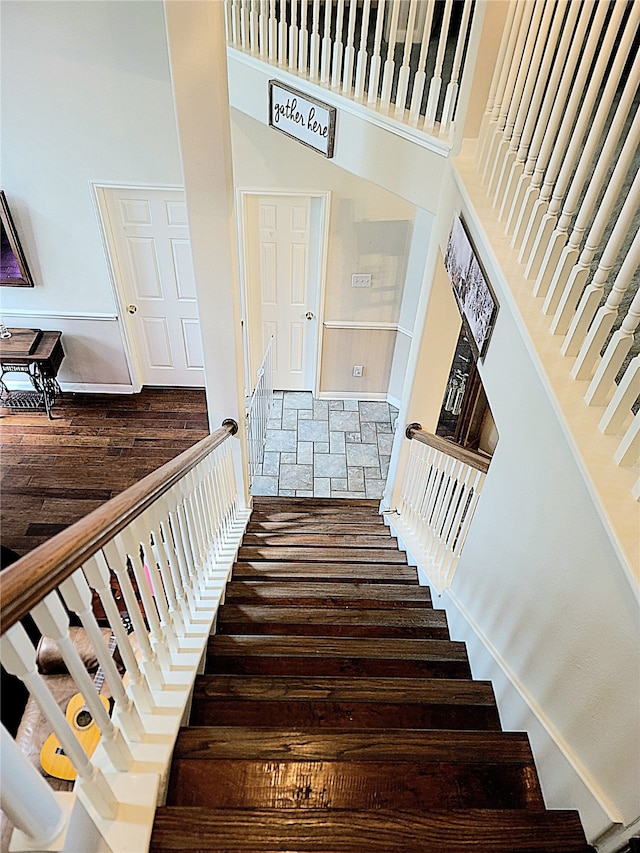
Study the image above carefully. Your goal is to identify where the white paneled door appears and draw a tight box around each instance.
[100,187,205,387]
[246,194,318,391]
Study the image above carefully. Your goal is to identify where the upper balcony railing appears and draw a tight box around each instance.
[225,0,477,144]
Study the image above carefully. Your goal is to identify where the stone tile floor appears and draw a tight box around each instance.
[251,391,399,499]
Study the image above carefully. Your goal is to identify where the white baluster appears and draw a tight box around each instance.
[268,0,277,61]
[82,551,157,715]
[259,0,267,56]
[440,0,473,135]
[408,0,435,126]
[1,724,66,847]
[585,287,640,407]
[423,0,454,131]
[572,229,640,381]
[309,0,321,78]
[153,500,192,633]
[320,0,333,83]
[367,0,387,105]
[492,0,555,208]
[289,0,298,70]
[562,177,640,358]
[487,0,547,198]
[144,508,184,646]
[354,0,371,99]
[342,0,358,94]
[230,0,240,45]
[240,0,249,48]
[278,0,287,65]
[613,408,640,468]
[380,0,401,109]
[59,568,145,742]
[547,114,640,331]
[505,1,582,236]
[31,592,134,773]
[1,622,117,819]
[514,2,593,258]
[331,0,345,89]
[249,0,259,51]
[599,356,640,437]
[520,0,614,273]
[298,0,308,73]
[476,0,518,166]
[394,0,418,118]
[481,0,531,183]
[532,29,639,297]
[497,1,565,222]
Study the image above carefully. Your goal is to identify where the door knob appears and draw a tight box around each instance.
[305,311,314,320]
[127,304,137,314]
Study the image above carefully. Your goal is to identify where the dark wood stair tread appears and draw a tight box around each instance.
[150,807,590,851]
[237,546,408,563]
[215,605,449,638]
[247,521,390,534]
[231,561,419,583]
[224,581,432,607]
[241,533,400,548]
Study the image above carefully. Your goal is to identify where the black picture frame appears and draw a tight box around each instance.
[1,191,35,287]
[444,212,498,360]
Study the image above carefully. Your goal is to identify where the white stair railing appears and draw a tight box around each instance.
[386,425,489,593]
[0,420,249,853]
[225,0,478,144]
[246,337,274,486]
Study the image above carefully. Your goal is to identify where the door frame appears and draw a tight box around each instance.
[92,182,193,392]
[236,189,331,396]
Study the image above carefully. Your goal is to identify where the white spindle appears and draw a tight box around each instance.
[1,724,66,847]
[532,28,639,298]
[342,0,358,94]
[367,0,387,104]
[259,0,268,56]
[394,0,418,117]
[309,0,320,78]
[320,0,333,83]
[492,0,555,207]
[476,0,519,166]
[481,0,531,183]
[268,0,277,60]
[240,0,249,48]
[546,113,640,331]
[331,0,346,89]
[487,0,547,198]
[505,1,581,235]
[1,622,118,819]
[513,2,593,257]
[249,0,259,51]
[423,0,453,130]
[440,0,473,135]
[408,0,435,126]
[278,0,287,65]
[600,356,640,438]
[585,287,640,407]
[230,0,240,45]
[354,0,371,99]
[561,175,640,357]
[289,0,298,70]
[519,0,613,271]
[572,229,640,381]
[380,0,401,109]
[298,0,308,73]
[613,410,640,468]
[59,569,145,742]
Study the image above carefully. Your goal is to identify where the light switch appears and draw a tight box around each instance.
[352,274,372,287]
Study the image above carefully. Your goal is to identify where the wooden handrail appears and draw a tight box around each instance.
[0,419,239,632]
[405,423,491,475]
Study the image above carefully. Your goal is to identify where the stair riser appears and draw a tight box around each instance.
[167,760,543,810]
[215,622,450,639]
[188,700,501,730]
[241,535,400,548]
[205,656,472,679]
[231,563,420,583]
[237,547,409,563]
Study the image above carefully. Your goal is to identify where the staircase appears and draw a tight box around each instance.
[150,497,591,852]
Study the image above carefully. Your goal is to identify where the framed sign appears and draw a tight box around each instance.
[444,213,498,360]
[269,80,336,158]
[1,191,35,287]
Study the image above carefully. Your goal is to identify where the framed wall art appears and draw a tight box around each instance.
[444,213,498,360]
[1,191,35,287]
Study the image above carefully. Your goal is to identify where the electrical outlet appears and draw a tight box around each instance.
[352,365,363,377]
[352,274,372,288]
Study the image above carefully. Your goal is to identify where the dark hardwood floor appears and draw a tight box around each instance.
[0,388,209,558]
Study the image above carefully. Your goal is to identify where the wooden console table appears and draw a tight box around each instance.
[0,329,64,419]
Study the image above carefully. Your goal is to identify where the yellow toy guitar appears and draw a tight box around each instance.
[40,613,131,781]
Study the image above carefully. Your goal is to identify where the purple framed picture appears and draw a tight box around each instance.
[1,191,34,287]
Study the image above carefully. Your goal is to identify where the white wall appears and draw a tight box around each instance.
[0,0,182,387]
